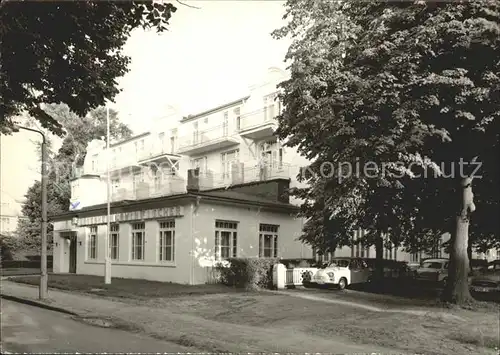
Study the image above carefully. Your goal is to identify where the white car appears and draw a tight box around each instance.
[311,257,371,290]
[415,258,449,286]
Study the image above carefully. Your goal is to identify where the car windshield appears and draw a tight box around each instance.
[422,262,443,269]
[329,259,350,268]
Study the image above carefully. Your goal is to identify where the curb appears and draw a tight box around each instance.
[0,294,78,316]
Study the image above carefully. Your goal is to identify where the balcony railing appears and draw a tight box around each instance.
[111,177,186,202]
[177,124,239,155]
[197,162,292,190]
[238,106,278,139]
[108,152,143,171]
[71,166,85,179]
[137,141,177,162]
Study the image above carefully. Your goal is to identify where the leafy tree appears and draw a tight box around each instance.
[274,1,499,304]
[0,233,19,261]
[16,104,132,252]
[0,0,177,135]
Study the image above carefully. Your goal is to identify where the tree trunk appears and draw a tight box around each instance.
[442,177,475,304]
[467,241,473,271]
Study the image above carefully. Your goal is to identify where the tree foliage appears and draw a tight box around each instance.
[0,0,177,135]
[274,1,499,303]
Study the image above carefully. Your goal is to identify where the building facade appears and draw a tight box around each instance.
[52,177,309,284]
[0,199,26,236]
[52,67,313,284]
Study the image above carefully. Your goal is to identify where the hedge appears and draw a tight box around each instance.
[215,257,279,290]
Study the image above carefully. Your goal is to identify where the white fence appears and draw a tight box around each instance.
[285,267,318,287]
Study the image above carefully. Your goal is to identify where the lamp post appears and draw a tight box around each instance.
[14,125,48,300]
[104,106,111,284]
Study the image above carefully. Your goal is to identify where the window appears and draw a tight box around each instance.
[158,132,165,152]
[193,122,199,144]
[108,224,119,260]
[88,226,98,260]
[111,178,120,194]
[259,224,279,258]
[132,172,144,190]
[204,117,208,124]
[221,149,239,179]
[223,111,229,136]
[259,140,283,169]
[91,154,98,172]
[131,222,145,260]
[159,220,175,262]
[191,157,207,173]
[411,252,419,263]
[215,220,238,260]
[170,129,177,153]
[112,148,117,167]
[263,93,277,121]
[234,107,241,131]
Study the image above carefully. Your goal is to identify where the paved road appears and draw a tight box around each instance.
[1,299,202,353]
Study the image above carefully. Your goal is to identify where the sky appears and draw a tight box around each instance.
[0,0,290,208]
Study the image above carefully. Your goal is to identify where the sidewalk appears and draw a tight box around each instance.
[1,280,397,353]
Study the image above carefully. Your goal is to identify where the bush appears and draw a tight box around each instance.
[279,258,316,268]
[0,234,19,261]
[215,258,279,290]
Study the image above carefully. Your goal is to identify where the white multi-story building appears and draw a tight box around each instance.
[0,197,26,236]
[51,68,313,284]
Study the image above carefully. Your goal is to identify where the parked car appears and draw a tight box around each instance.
[415,258,449,286]
[470,258,489,271]
[470,260,500,300]
[362,258,410,280]
[311,257,371,290]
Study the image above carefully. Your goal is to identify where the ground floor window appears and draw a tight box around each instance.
[131,222,145,260]
[159,220,175,262]
[110,224,119,260]
[88,226,98,260]
[215,220,238,260]
[259,224,279,258]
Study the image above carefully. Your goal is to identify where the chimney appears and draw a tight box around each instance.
[187,168,200,192]
[277,179,291,204]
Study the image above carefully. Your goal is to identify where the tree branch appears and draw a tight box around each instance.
[176,1,200,9]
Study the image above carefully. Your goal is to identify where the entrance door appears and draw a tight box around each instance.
[69,233,77,273]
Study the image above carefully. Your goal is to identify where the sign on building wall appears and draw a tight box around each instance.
[76,206,184,226]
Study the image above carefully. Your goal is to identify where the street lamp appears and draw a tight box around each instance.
[13,125,48,300]
[104,105,111,284]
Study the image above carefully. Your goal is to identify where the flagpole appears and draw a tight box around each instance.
[105,105,112,284]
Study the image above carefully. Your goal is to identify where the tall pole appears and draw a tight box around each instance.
[104,105,111,284]
[40,136,48,298]
[13,125,48,299]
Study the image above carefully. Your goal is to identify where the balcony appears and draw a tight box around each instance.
[238,106,278,140]
[137,141,180,165]
[111,177,187,202]
[197,162,291,190]
[108,154,141,176]
[176,124,239,156]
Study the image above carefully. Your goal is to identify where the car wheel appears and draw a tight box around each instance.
[338,277,347,290]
